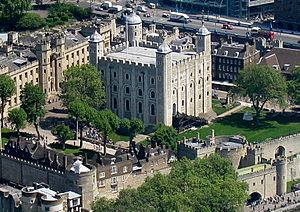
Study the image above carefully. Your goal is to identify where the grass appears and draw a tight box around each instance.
[212,99,240,115]
[109,132,130,143]
[179,108,300,143]
[2,128,15,146]
[50,143,81,155]
[287,179,300,192]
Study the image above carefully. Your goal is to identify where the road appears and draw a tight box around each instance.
[59,0,300,45]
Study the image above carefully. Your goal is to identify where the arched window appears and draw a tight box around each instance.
[138,102,142,113]
[113,98,117,109]
[138,76,142,82]
[125,74,129,80]
[182,100,184,106]
[113,85,117,92]
[150,104,155,115]
[150,91,155,98]
[150,78,155,85]
[138,89,143,96]
[125,100,130,111]
[125,87,130,94]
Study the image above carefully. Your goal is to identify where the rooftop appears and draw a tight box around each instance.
[237,163,272,176]
[106,46,196,64]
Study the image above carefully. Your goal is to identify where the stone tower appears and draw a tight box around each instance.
[126,13,142,47]
[196,22,211,54]
[196,22,212,114]
[89,29,104,67]
[36,38,51,94]
[53,33,66,93]
[276,157,287,195]
[156,40,172,126]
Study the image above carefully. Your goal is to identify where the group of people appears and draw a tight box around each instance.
[247,191,300,212]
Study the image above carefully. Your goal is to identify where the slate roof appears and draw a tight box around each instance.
[259,47,300,74]
[211,42,247,59]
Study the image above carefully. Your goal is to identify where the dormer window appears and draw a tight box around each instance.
[213,49,218,55]
[234,52,239,58]
[223,51,228,56]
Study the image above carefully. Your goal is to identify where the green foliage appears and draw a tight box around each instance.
[46,3,91,27]
[8,108,27,132]
[288,68,300,105]
[0,0,31,20]
[61,64,105,109]
[0,74,16,127]
[128,118,144,140]
[51,124,74,150]
[235,64,287,124]
[152,124,178,151]
[16,13,46,30]
[94,109,120,139]
[92,154,248,212]
[20,83,46,139]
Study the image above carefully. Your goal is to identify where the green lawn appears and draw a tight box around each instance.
[50,143,81,155]
[179,109,300,143]
[287,179,300,192]
[1,128,16,146]
[212,99,240,115]
[109,132,130,143]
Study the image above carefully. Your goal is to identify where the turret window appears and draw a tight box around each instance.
[150,78,155,85]
[113,98,117,109]
[113,85,117,92]
[150,104,155,115]
[125,87,130,94]
[125,100,130,111]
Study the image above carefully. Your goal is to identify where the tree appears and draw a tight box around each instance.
[8,108,27,143]
[16,13,46,30]
[0,0,31,23]
[68,100,88,145]
[152,124,178,152]
[235,65,287,125]
[94,109,120,155]
[288,68,300,105]
[20,83,46,139]
[92,154,248,212]
[125,118,144,153]
[0,74,16,127]
[60,64,105,109]
[51,124,74,150]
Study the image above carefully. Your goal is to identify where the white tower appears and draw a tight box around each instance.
[126,13,142,47]
[88,30,104,68]
[156,40,173,126]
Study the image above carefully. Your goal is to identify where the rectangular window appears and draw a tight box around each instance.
[99,172,105,178]
[66,55,69,60]
[111,166,117,174]
[123,166,128,173]
[99,179,105,187]
[111,186,118,193]
[111,177,117,184]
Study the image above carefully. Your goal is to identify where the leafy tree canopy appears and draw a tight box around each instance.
[288,67,300,105]
[8,108,27,143]
[92,154,248,212]
[20,83,46,139]
[17,13,46,30]
[0,0,31,19]
[234,64,287,124]
[152,124,178,151]
[0,74,16,127]
[51,124,74,150]
[61,64,105,109]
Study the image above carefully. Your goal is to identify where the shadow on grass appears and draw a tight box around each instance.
[265,112,300,125]
[49,142,96,159]
[39,117,74,131]
[217,112,273,130]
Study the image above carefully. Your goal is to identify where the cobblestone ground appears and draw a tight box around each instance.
[244,192,300,212]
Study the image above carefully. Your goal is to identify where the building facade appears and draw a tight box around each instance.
[90,14,213,129]
[274,0,300,31]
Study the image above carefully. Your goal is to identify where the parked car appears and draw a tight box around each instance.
[222,23,233,30]
[162,13,170,18]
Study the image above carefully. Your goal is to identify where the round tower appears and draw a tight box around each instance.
[276,157,287,195]
[126,13,142,47]
[21,187,38,211]
[88,29,104,67]
[156,40,172,126]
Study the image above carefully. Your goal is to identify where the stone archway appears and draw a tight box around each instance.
[247,192,262,205]
[275,146,285,158]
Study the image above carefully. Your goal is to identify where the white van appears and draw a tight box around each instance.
[147,3,156,9]
[137,5,147,13]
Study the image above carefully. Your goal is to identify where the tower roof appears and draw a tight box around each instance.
[157,40,172,53]
[89,30,103,42]
[198,22,210,36]
[126,13,142,25]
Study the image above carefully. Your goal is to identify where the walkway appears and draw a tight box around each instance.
[217,101,250,118]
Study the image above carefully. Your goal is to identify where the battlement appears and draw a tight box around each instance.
[110,42,127,52]
[140,40,160,49]
[101,56,156,68]
[173,53,201,66]
[0,153,64,175]
[171,44,195,52]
